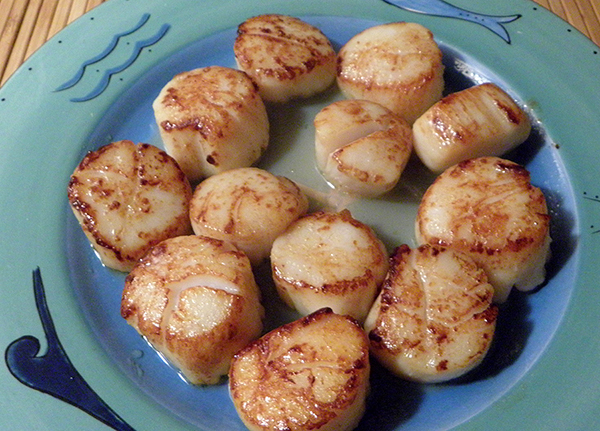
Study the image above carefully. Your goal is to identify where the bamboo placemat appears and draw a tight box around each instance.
[1,0,599,86]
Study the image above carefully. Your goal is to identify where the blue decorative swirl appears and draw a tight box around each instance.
[4,268,136,431]
[55,13,151,92]
[55,14,170,103]
[69,23,170,102]
[383,0,521,44]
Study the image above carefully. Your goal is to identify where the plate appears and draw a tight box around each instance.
[1,0,599,430]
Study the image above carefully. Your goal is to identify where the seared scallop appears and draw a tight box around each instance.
[415,157,551,303]
[121,235,263,385]
[152,66,269,183]
[270,210,389,323]
[364,244,497,383]
[189,167,309,265]
[413,83,532,173]
[67,140,192,272]
[234,14,336,103]
[229,308,370,431]
[314,99,413,197]
[336,22,444,124]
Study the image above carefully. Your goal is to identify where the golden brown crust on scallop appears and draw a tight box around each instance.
[68,140,192,272]
[365,244,497,383]
[314,99,414,197]
[270,210,389,323]
[415,157,551,302]
[229,308,370,431]
[412,83,532,173]
[189,167,308,265]
[234,14,336,102]
[121,235,263,384]
[153,66,269,183]
[336,22,444,123]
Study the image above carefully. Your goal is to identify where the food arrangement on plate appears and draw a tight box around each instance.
[67,13,552,431]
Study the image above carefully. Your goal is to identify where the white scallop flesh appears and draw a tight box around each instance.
[413,83,532,173]
[189,167,308,265]
[336,22,444,124]
[270,210,389,323]
[160,274,243,337]
[121,235,263,385]
[314,99,413,197]
[152,66,269,183]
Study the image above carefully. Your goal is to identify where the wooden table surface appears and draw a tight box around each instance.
[1,0,599,86]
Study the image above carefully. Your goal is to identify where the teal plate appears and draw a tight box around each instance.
[1,0,599,430]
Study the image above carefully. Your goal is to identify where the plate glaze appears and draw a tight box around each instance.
[1,1,599,430]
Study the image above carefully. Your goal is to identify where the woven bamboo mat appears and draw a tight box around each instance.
[1,0,599,86]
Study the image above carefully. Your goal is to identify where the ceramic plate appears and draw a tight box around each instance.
[1,0,599,429]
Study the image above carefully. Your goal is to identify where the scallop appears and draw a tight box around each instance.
[234,14,336,103]
[413,83,532,173]
[189,167,309,266]
[67,140,192,272]
[270,210,389,323]
[415,157,551,303]
[229,308,370,431]
[152,66,269,183]
[121,235,263,385]
[314,99,413,197]
[364,244,498,383]
[336,22,444,124]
